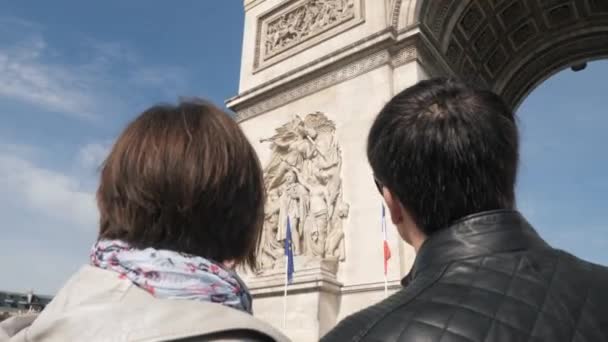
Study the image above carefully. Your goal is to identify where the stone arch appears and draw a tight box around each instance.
[391,0,423,30]
[396,0,608,109]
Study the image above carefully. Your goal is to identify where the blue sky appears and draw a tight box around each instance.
[516,62,608,265]
[0,2,606,294]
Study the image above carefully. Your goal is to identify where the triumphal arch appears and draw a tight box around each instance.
[226,1,608,340]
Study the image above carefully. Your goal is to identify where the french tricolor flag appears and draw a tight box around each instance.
[382,204,392,276]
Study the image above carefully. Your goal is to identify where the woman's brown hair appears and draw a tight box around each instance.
[97,99,264,269]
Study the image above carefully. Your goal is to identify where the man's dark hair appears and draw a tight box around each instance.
[97,99,264,269]
[368,78,519,235]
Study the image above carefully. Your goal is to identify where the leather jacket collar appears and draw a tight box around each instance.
[403,210,550,285]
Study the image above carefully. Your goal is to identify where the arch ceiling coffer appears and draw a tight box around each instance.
[394,0,608,108]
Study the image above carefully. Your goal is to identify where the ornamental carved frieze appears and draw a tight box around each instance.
[255,0,364,70]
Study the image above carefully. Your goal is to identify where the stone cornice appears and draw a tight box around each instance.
[228,27,397,105]
[244,0,266,12]
[414,27,455,77]
[340,280,401,294]
[248,271,343,297]
[227,26,431,122]
[249,277,403,297]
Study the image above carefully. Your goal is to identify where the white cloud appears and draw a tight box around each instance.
[84,38,187,91]
[0,36,101,119]
[78,141,112,170]
[0,141,102,293]
[0,16,41,33]
[0,17,189,121]
[85,39,137,65]
[0,143,98,228]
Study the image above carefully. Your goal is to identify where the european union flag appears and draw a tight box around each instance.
[285,217,295,284]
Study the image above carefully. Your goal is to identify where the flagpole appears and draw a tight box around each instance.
[283,252,288,329]
[282,216,295,329]
[384,272,389,297]
[282,216,292,330]
[383,229,388,298]
[382,204,389,298]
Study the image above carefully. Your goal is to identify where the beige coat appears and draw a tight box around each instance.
[0,266,289,342]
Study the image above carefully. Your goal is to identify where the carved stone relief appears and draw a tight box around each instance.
[265,0,355,58]
[255,0,364,70]
[256,112,348,272]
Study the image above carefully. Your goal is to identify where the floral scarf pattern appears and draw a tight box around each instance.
[90,240,252,313]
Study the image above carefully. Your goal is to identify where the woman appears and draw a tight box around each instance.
[1,100,290,342]
[277,170,308,255]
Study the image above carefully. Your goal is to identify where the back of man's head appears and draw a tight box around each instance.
[368,78,519,235]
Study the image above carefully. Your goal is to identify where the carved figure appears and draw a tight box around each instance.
[258,112,349,271]
[295,170,331,258]
[264,0,356,57]
[257,189,284,270]
[277,170,308,255]
[326,202,349,261]
[260,117,319,190]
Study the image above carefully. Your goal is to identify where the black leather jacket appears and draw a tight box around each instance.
[322,210,608,342]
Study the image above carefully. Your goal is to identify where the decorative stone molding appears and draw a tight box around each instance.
[426,0,453,38]
[247,257,343,295]
[230,28,395,103]
[254,0,365,71]
[410,32,452,78]
[340,280,401,294]
[390,44,417,67]
[388,0,403,28]
[230,31,436,122]
[236,48,391,121]
[244,0,267,11]
[391,0,423,31]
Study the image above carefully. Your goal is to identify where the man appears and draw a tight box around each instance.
[322,78,608,341]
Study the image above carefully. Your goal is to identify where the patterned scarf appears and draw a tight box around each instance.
[90,240,252,313]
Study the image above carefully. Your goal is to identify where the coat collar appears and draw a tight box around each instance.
[403,210,550,285]
[7,266,290,342]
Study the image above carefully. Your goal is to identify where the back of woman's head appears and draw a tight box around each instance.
[97,99,264,269]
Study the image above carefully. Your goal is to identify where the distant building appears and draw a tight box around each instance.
[0,290,52,321]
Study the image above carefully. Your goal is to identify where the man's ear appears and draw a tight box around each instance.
[382,188,403,225]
